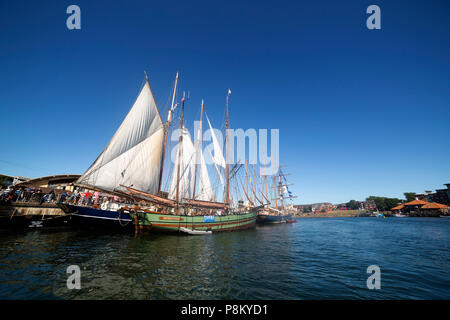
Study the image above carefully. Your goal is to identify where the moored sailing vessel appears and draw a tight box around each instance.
[60,72,257,232]
[125,86,257,232]
[59,72,166,229]
[256,166,296,224]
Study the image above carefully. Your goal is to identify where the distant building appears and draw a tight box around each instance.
[415,184,450,206]
[391,204,404,212]
[402,199,428,213]
[358,200,376,210]
[294,202,334,214]
[15,174,81,192]
[392,200,449,216]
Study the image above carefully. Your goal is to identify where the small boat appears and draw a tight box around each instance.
[393,214,406,217]
[286,219,297,223]
[377,213,385,218]
[440,215,450,218]
[179,227,212,235]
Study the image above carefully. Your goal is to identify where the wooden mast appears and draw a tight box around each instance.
[245,160,249,206]
[192,99,204,199]
[158,72,179,195]
[262,145,270,206]
[273,175,278,210]
[260,171,264,205]
[264,174,269,206]
[175,92,186,214]
[225,89,231,209]
[252,164,257,204]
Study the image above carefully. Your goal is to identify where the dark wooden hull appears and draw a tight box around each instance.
[256,213,292,224]
[59,204,134,231]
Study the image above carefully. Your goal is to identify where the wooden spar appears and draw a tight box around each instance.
[264,174,269,205]
[185,198,225,209]
[241,176,253,206]
[251,165,263,205]
[225,90,230,208]
[251,182,264,205]
[273,175,278,210]
[122,185,176,207]
[229,163,241,180]
[260,173,265,204]
[175,92,186,214]
[192,99,204,199]
[252,165,257,204]
[277,168,284,209]
[245,160,249,206]
[259,164,264,204]
[158,72,179,195]
[262,145,270,206]
[73,183,134,200]
[270,147,279,210]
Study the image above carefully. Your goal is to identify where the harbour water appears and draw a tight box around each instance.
[0,217,448,299]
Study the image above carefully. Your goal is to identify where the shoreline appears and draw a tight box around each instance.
[294,210,446,218]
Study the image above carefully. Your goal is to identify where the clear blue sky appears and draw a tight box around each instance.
[1,0,449,204]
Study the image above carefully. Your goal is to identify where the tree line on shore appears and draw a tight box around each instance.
[344,192,416,211]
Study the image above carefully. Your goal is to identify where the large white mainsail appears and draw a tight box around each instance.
[168,126,196,200]
[196,146,214,201]
[76,80,164,195]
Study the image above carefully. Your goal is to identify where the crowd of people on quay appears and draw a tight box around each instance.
[0,185,122,208]
[0,185,230,216]
[0,186,63,204]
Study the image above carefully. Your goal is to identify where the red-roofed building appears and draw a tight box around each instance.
[402,199,428,214]
[391,204,404,212]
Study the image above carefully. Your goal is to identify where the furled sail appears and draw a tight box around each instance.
[76,81,164,195]
[168,126,196,200]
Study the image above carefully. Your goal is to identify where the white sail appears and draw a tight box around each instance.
[205,146,224,203]
[77,81,164,194]
[168,127,196,200]
[206,114,226,168]
[196,148,214,201]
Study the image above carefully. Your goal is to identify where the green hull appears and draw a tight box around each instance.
[128,210,257,233]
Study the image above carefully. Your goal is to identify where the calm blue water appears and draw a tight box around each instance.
[0,217,449,299]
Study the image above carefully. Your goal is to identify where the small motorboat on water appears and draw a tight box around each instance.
[286,219,297,223]
[179,227,212,235]
[393,214,406,217]
[377,213,385,218]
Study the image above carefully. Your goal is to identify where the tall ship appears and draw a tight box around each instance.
[256,166,297,224]
[60,72,257,232]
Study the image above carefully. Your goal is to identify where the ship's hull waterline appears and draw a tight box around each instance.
[59,203,257,233]
[256,213,292,224]
[129,210,257,233]
[59,204,134,230]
